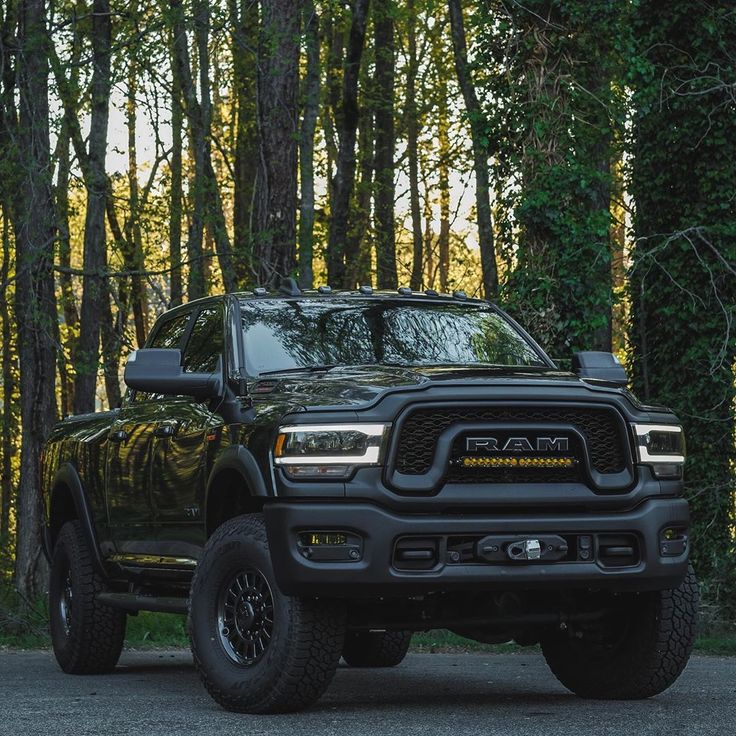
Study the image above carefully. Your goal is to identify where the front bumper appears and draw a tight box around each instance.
[265,497,690,597]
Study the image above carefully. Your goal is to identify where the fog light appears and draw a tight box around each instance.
[659,527,688,557]
[302,532,347,546]
[297,531,362,562]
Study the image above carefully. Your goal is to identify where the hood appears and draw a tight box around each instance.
[249,364,598,410]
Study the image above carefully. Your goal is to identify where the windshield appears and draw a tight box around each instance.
[240,298,546,375]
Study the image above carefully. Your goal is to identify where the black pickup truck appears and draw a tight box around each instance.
[41,283,697,713]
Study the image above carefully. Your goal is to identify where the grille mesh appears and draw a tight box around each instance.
[394,405,626,476]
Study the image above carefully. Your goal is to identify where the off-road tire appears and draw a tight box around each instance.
[188,513,346,714]
[342,630,412,667]
[542,565,699,699]
[49,520,127,674]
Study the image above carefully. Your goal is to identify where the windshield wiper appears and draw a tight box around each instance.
[258,364,338,377]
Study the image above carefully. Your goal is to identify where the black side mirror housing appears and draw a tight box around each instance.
[572,351,628,388]
[123,348,223,399]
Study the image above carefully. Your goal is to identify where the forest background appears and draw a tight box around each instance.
[0,0,734,625]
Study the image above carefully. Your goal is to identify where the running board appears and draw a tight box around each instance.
[96,592,189,614]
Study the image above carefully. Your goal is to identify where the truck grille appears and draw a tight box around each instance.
[394,405,627,476]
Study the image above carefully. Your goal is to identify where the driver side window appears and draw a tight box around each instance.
[129,312,191,404]
[182,306,224,373]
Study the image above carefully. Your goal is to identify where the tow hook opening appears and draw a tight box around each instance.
[507,539,542,561]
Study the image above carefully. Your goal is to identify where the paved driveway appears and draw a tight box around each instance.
[1,650,733,736]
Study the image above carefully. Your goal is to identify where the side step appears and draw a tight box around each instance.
[97,592,189,615]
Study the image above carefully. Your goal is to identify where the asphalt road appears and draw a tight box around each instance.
[1,650,734,736]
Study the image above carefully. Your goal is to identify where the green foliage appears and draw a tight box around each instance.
[628,0,736,615]
[0,581,190,649]
[473,0,627,356]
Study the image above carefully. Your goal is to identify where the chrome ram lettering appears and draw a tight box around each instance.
[465,436,569,453]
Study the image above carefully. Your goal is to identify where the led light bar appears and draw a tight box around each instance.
[460,456,577,469]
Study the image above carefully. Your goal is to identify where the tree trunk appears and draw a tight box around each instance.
[434,22,451,292]
[373,0,396,290]
[55,115,78,417]
[53,9,83,417]
[171,0,236,296]
[406,0,423,291]
[169,26,183,307]
[326,0,370,288]
[298,0,319,289]
[125,54,148,347]
[448,0,498,299]
[73,0,112,415]
[252,0,302,288]
[231,0,259,288]
[344,82,374,288]
[14,0,57,597]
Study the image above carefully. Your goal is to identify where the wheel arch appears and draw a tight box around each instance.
[205,446,270,537]
[48,463,107,577]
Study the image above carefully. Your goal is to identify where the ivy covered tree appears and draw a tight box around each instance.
[629,0,736,611]
[475,0,625,357]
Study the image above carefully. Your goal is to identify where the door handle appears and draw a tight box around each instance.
[109,429,128,442]
[153,423,178,438]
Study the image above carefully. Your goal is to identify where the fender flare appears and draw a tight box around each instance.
[48,463,108,578]
[205,445,270,525]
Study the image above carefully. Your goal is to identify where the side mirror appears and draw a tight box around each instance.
[123,348,223,399]
[572,351,628,388]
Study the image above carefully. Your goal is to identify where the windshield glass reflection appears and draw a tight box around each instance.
[241,299,545,375]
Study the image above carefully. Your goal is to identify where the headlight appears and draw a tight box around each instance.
[274,423,390,480]
[632,424,685,479]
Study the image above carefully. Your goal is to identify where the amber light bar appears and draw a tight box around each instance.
[460,456,577,469]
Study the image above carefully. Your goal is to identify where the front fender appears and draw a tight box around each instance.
[46,463,107,578]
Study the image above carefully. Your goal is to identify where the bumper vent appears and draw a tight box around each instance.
[395,405,627,477]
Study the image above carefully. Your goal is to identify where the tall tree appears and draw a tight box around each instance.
[374,0,397,289]
[477,0,620,355]
[231,0,259,288]
[252,0,302,288]
[125,41,149,347]
[14,0,57,596]
[298,0,319,289]
[53,4,82,417]
[447,0,497,299]
[169,25,184,307]
[405,0,423,290]
[73,0,113,415]
[171,0,236,296]
[629,0,736,606]
[344,81,374,287]
[432,15,451,292]
[326,0,370,288]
